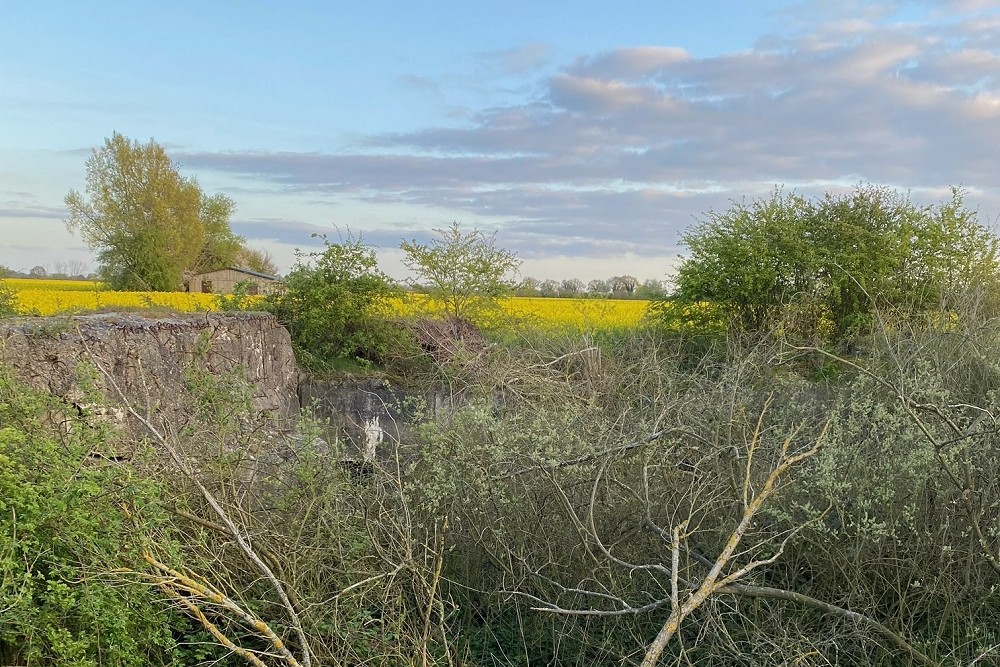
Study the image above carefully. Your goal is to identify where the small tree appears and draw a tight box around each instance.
[400,222,520,321]
[266,232,403,366]
[238,246,280,276]
[514,276,541,297]
[559,278,585,297]
[636,278,668,300]
[587,278,612,296]
[611,274,638,296]
[538,279,559,298]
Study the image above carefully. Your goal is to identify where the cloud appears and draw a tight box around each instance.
[231,217,331,245]
[176,9,1000,268]
[0,205,67,220]
[397,74,442,94]
[475,43,551,77]
[566,47,691,80]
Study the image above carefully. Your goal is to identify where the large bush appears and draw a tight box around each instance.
[265,232,412,367]
[668,185,1000,340]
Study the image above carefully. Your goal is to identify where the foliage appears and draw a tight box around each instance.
[635,278,668,300]
[153,361,460,665]
[400,221,521,322]
[670,184,1000,340]
[0,368,188,665]
[0,280,16,318]
[192,192,243,274]
[215,279,264,311]
[265,231,409,366]
[237,245,280,276]
[394,313,1000,666]
[64,133,245,291]
[4,281,1000,664]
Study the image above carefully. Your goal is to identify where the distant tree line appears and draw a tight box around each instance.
[514,275,668,299]
[0,262,96,280]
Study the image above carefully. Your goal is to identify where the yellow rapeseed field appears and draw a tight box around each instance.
[5,278,103,291]
[5,280,656,331]
[11,287,218,316]
[0,279,726,332]
[384,294,650,331]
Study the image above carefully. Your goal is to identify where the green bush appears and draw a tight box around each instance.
[669,185,1000,341]
[0,367,189,666]
[263,232,414,368]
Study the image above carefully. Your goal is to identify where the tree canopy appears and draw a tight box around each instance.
[64,133,253,291]
[670,185,1000,339]
[400,222,520,321]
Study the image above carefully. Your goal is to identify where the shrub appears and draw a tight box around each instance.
[670,185,1000,341]
[264,231,413,368]
[0,367,188,665]
[400,221,521,323]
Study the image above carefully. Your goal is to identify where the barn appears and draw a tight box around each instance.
[187,267,283,295]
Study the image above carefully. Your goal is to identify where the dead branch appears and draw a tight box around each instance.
[81,341,312,667]
[637,421,828,667]
[143,552,302,667]
[712,581,937,667]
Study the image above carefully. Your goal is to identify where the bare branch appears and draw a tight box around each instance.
[714,581,938,667]
[82,340,312,666]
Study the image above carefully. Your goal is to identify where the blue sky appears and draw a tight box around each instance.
[1,0,998,281]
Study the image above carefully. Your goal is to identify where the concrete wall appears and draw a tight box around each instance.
[0,312,299,424]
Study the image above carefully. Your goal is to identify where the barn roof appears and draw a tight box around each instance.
[197,267,281,281]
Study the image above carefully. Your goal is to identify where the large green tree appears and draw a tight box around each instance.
[670,185,1000,338]
[192,192,243,275]
[65,133,244,291]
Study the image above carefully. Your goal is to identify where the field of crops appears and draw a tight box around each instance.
[387,293,651,330]
[1,279,671,331]
[4,278,104,291]
[13,288,219,315]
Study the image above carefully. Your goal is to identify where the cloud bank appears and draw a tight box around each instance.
[179,6,1000,268]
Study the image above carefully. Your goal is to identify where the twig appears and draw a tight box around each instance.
[81,338,312,667]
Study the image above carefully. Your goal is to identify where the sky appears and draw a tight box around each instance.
[1,0,998,282]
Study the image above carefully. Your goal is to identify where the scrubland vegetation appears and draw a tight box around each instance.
[2,172,1000,665]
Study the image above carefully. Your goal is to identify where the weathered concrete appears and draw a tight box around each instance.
[299,375,411,450]
[0,312,298,421]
